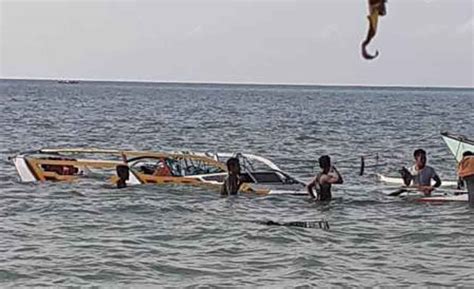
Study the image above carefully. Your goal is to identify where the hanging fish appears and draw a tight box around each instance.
[362,0,387,60]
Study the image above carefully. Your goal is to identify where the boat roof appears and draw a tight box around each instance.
[15,148,284,173]
[39,148,124,154]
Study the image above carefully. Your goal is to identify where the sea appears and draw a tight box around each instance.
[0,79,473,287]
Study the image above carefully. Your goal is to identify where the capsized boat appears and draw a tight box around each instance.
[11,148,306,195]
[441,131,474,162]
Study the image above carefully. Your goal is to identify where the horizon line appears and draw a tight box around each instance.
[1,76,473,90]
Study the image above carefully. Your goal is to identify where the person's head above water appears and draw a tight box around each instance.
[117,165,129,180]
[226,157,241,175]
[463,151,473,157]
[116,164,130,188]
[414,149,427,168]
[319,155,331,172]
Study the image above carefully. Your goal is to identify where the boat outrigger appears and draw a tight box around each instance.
[376,173,458,187]
[11,148,306,195]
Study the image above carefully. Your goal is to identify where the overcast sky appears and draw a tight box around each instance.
[0,0,473,87]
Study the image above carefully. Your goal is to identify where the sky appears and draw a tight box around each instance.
[0,0,473,87]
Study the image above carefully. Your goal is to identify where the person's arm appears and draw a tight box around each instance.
[220,177,228,196]
[321,168,343,185]
[399,167,412,187]
[457,177,465,190]
[306,176,317,198]
[432,171,442,188]
[237,175,253,193]
[330,166,343,184]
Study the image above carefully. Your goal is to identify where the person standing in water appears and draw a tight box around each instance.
[116,164,129,189]
[306,155,343,201]
[457,151,474,206]
[457,151,473,190]
[400,149,441,195]
[220,157,243,196]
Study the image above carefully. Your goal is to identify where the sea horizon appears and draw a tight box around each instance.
[1,77,473,90]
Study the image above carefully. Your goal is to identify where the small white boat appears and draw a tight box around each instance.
[441,131,474,162]
[57,80,79,84]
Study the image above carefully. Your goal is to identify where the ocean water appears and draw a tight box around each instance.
[0,79,473,287]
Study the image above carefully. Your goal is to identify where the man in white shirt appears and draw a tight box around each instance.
[400,149,441,195]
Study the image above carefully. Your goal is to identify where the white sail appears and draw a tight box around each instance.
[441,132,474,162]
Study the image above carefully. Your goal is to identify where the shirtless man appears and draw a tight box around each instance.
[306,155,343,201]
[400,149,441,195]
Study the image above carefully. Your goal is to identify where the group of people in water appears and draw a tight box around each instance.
[113,146,472,203]
[220,153,346,199]
[220,148,466,200]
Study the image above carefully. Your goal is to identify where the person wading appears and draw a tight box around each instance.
[458,151,474,206]
[400,149,442,196]
[221,157,243,196]
[306,155,343,201]
[116,164,129,189]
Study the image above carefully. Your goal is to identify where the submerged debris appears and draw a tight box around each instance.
[257,220,330,230]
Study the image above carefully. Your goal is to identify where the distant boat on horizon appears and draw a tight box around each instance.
[57,79,79,84]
